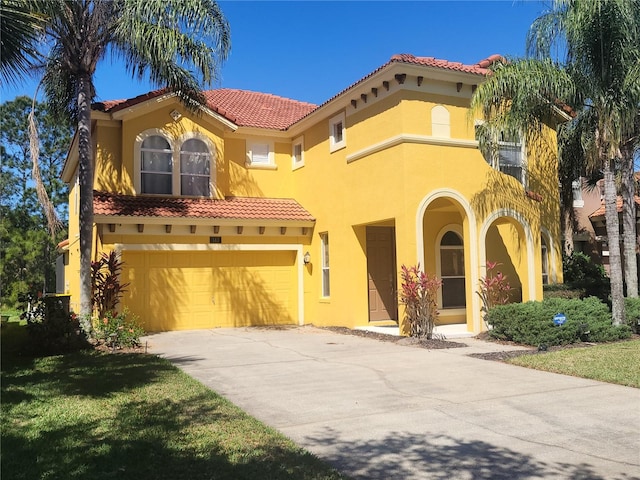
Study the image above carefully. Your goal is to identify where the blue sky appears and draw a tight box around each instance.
[0,1,548,106]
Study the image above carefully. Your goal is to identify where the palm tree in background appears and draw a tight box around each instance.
[0,0,46,85]
[34,0,231,325]
[471,0,640,325]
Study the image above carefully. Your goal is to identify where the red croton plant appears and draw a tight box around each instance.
[399,264,442,339]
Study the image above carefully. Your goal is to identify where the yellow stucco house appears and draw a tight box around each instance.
[59,53,563,334]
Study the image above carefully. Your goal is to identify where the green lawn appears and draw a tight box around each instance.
[507,339,640,388]
[1,323,346,480]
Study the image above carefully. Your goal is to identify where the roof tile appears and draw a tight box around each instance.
[589,196,640,218]
[93,191,315,222]
[92,53,502,130]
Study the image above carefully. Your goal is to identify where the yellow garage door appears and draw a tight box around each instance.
[121,250,297,331]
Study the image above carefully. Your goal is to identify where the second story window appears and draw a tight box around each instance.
[136,130,215,197]
[497,132,525,185]
[572,179,584,207]
[246,139,275,168]
[292,136,304,170]
[180,139,211,197]
[329,112,346,152]
[141,135,173,195]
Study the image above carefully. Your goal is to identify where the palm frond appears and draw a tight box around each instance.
[0,0,48,85]
[111,0,230,109]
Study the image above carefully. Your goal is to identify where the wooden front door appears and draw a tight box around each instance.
[367,226,398,322]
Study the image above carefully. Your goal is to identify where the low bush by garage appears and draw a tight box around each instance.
[486,297,632,347]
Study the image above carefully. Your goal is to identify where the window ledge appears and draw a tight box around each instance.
[245,163,277,170]
[330,142,346,153]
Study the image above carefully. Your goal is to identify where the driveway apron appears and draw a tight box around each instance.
[145,327,640,480]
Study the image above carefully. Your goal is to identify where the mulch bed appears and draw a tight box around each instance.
[321,326,624,362]
[323,326,467,350]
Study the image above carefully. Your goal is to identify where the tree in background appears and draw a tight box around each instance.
[31,0,231,325]
[471,0,640,325]
[0,96,72,306]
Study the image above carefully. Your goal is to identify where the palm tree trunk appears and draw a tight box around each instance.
[77,73,94,331]
[603,162,625,325]
[621,143,638,297]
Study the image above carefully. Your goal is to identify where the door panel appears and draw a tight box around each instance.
[366,227,398,322]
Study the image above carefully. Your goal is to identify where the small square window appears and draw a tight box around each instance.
[246,140,275,168]
[329,112,346,152]
[292,136,304,170]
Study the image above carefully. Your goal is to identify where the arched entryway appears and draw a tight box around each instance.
[479,210,535,303]
[416,189,480,332]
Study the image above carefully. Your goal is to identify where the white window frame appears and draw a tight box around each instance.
[320,232,330,298]
[572,179,584,208]
[135,129,175,195]
[329,112,346,152]
[292,135,304,170]
[497,133,527,186]
[435,224,466,313]
[541,237,549,285]
[134,129,216,198]
[246,139,276,169]
[177,132,216,198]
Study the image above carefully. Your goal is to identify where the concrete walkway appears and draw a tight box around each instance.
[144,326,640,480]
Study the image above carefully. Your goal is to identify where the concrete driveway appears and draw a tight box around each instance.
[145,326,640,480]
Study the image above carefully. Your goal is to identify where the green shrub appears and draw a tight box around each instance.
[18,292,89,355]
[543,283,584,300]
[563,251,610,302]
[625,297,640,334]
[486,297,631,346]
[93,309,144,349]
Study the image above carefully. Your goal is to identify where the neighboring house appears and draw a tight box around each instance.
[569,177,605,264]
[59,53,563,334]
[569,177,640,275]
[587,191,640,276]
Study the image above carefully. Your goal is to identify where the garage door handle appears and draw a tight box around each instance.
[211,297,215,304]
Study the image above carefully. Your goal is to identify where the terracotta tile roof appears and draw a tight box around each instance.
[589,196,640,218]
[94,88,168,112]
[93,88,317,131]
[390,53,501,75]
[312,53,502,116]
[93,191,315,222]
[202,89,316,130]
[92,53,501,130]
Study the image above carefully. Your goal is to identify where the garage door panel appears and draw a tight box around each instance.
[122,250,297,331]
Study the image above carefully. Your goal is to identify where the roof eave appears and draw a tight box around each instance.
[289,60,488,134]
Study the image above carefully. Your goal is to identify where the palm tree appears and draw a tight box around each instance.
[471,0,640,325]
[34,0,230,324]
[0,0,46,85]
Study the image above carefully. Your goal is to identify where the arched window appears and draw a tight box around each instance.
[440,231,465,308]
[431,105,450,138]
[136,130,215,197]
[180,138,211,196]
[140,135,173,194]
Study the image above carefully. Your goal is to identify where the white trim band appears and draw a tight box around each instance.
[347,134,478,163]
